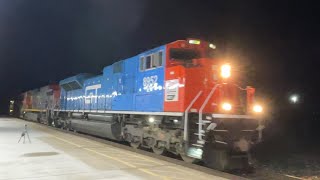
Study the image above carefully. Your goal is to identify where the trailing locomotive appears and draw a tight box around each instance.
[16,39,265,170]
[19,84,60,123]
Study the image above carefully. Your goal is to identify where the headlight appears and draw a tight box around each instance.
[148,117,155,123]
[209,43,216,49]
[222,102,232,111]
[188,39,201,45]
[253,104,263,113]
[221,64,231,78]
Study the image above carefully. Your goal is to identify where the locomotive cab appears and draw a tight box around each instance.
[164,39,264,170]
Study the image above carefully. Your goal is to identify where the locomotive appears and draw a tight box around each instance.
[14,39,264,170]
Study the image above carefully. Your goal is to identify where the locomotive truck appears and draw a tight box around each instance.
[15,39,264,170]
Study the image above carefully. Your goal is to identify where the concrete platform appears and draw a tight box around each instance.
[0,118,236,180]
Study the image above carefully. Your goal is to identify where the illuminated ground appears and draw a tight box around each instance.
[0,118,235,180]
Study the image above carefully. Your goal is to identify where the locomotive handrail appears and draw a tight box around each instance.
[183,91,203,142]
[198,84,221,142]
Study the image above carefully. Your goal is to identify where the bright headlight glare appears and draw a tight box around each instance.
[188,39,201,45]
[221,64,231,78]
[222,102,232,111]
[253,105,263,113]
[148,117,155,123]
[209,43,216,49]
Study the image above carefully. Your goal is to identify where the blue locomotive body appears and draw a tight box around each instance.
[59,45,166,112]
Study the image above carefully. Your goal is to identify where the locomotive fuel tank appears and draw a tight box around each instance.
[69,118,122,140]
[88,114,114,122]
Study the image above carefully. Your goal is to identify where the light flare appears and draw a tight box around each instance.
[222,102,232,111]
[221,64,231,78]
[253,104,263,113]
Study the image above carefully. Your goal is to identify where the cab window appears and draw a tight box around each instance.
[139,51,163,71]
[170,48,200,60]
[139,57,145,71]
[113,61,123,73]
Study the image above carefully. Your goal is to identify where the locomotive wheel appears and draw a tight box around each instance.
[47,118,53,127]
[130,141,141,149]
[180,154,197,163]
[152,146,167,155]
[130,136,141,149]
[50,120,54,127]
[52,119,58,128]
[152,141,167,155]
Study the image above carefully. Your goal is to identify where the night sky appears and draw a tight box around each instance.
[0,1,320,146]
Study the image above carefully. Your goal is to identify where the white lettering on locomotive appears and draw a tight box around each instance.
[143,75,161,92]
[165,79,179,101]
[85,84,102,104]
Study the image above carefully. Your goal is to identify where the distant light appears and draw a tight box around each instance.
[9,110,13,112]
[220,64,231,78]
[253,104,263,113]
[290,94,299,104]
[188,39,201,45]
[209,43,216,49]
[148,117,155,123]
[222,102,232,111]
[173,119,179,123]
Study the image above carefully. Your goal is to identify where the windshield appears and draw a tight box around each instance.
[206,49,215,58]
[170,48,200,60]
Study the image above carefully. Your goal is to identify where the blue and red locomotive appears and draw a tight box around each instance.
[17,39,264,170]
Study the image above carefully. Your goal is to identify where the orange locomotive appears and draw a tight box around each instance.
[163,39,264,170]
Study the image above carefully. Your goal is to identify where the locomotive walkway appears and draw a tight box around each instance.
[0,117,241,180]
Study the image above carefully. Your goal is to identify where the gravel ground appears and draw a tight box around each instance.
[245,136,320,180]
[252,153,320,180]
